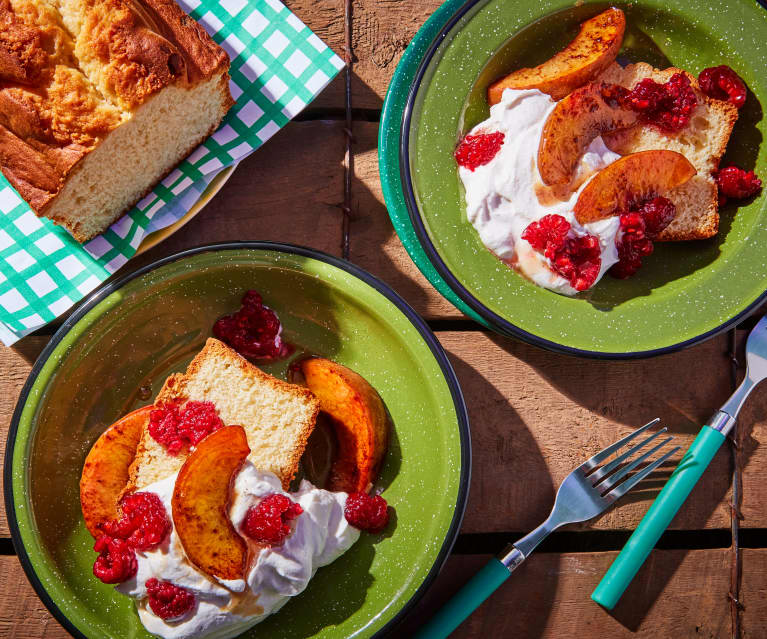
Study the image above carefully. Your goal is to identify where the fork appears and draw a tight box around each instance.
[413,420,680,639]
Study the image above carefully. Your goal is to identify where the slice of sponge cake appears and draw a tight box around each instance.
[127,338,319,492]
[597,62,738,241]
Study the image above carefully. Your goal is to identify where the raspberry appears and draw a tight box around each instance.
[214,290,292,361]
[454,132,505,171]
[715,165,762,203]
[145,579,195,621]
[242,494,303,545]
[101,492,171,551]
[92,536,137,584]
[149,401,223,454]
[521,214,571,260]
[608,200,673,280]
[626,74,697,132]
[344,492,390,534]
[638,197,676,238]
[698,65,747,108]
[522,215,601,292]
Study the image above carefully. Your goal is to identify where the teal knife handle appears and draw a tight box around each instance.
[592,425,726,610]
[413,558,511,639]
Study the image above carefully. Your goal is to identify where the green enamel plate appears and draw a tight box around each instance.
[4,243,470,638]
[380,0,767,357]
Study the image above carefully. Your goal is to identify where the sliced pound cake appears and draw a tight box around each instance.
[0,0,233,241]
[597,61,738,241]
[127,339,320,492]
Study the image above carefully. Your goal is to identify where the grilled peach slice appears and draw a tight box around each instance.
[538,83,637,186]
[574,150,696,224]
[488,7,625,105]
[301,358,388,493]
[172,426,250,581]
[80,406,152,538]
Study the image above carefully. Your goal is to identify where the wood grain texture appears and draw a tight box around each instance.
[349,0,441,110]
[731,338,767,530]
[0,556,70,638]
[0,337,48,538]
[395,549,757,638]
[350,121,463,319]
[286,1,447,111]
[439,330,737,532]
[5,549,763,638]
[132,120,346,268]
[740,549,767,639]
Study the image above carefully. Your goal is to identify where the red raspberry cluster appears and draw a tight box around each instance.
[344,492,390,534]
[242,493,304,545]
[521,214,602,292]
[92,535,137,584]
[93,492,171,584]
[101,492,171,550]
[715,166,762,205]
[145,578,196,621]
[698,65,747,108]
[454,132,505,171]
[610,197,676,279]
[149,401,224,455]
[625,74,698,132]
[213,290,292,361]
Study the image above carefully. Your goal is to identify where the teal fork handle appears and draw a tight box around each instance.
[592,425,726,610]
[413,558,511,639]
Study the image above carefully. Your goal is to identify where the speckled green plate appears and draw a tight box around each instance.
[381,0,767,357]
[4,243,469,639]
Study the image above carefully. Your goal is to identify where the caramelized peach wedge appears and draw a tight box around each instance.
[574,150,696,224]
[301,358,388,493]
[538,82,637,186]
[172,426,251,581]
[80,406,152,538]
[488,7,625,105]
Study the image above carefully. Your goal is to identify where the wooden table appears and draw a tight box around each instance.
[1,2,765,637]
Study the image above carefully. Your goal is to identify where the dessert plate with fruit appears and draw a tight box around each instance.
[380,0,767,357]
[4,243,469,638]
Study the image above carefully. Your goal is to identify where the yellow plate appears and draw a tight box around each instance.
[135,165,236,256]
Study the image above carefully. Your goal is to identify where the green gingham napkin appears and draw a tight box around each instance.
[0,0,343,345]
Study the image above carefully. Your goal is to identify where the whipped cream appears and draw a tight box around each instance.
[458,88,622,295]
[117,463,359,639]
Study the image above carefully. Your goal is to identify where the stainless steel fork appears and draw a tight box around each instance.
[413,420,679,639]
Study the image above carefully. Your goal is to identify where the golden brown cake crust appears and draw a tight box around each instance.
[0,0,230,219]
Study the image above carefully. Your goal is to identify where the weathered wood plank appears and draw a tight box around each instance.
[439,330,738,532]
[396,549,743,637]
[349,0,442,110]
[0,556,70,638]
[731,332,767,530]
[132,120,346,268]
[286,1,448,111]
[741,549,767,639]
[350,121,462,319]
[7,549,764,638]
[0,337,48,538]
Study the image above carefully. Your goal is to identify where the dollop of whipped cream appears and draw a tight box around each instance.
[458,88,622,295]
[116,462,359,639]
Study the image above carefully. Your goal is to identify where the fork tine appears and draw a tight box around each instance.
[598,436,674,493]
[589,427,669,484]
[603,445,682,503]
[579,418,660,473]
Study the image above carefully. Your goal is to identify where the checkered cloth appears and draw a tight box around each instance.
[0,0,343,345]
